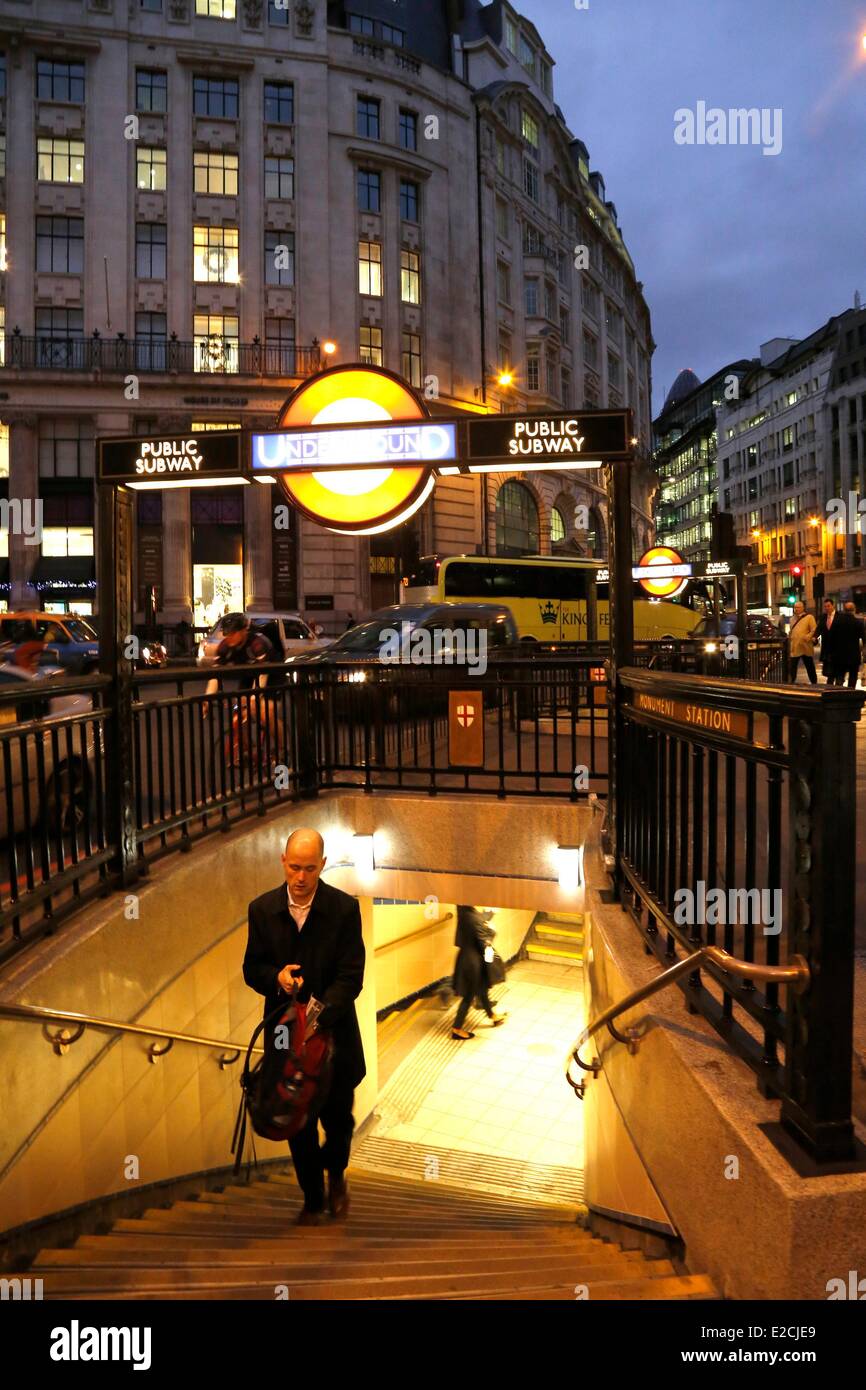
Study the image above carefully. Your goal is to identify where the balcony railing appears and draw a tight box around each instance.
[1,335,322,378]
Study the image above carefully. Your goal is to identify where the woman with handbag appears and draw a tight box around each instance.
[451,905,508,1040]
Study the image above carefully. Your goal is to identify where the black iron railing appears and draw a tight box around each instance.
[1,335,321,377]
[615,666,864,1162]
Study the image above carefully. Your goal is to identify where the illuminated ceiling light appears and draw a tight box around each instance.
[127,477,250,490]
[556,845,584,894]
[253,474,277,483]
[353,833,375,878]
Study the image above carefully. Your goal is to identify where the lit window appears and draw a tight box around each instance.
[37,138,85,184]
[358,240,382,296]
[0,419,7,476]
[194,314,239,373]
[521,110,539,149]
[195,0,236,17]
[359,325,383,366]
[550,507,566,543]
[193,225,239,283]
[265,156,294,200]
[193,151,239,196]
[0,214,5,273]
[400,249,420,304]
[402,331,421,388]
[42,527,94,557]
[136,146,166,191]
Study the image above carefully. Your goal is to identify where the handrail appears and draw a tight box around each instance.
[0,1001,262,1067]
[565,946,810,1097]
[374,912,453,954]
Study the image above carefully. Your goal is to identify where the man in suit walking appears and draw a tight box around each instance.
[243,828,365,1225]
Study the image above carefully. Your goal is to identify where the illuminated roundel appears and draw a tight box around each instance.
[637,546,688,599]
[275,364,435,535]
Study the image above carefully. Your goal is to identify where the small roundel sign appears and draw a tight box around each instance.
[637,546,688,599]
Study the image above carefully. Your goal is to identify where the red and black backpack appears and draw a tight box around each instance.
[232,989,334,1174]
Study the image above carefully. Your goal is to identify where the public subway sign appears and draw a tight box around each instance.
[98,432,243,484]
[631,689,752,742]
[462,409,630,468]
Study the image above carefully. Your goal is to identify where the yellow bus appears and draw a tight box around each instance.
[402,554,702,643]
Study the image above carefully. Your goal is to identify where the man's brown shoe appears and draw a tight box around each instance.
[328,1175,350,1221]
[295,1207,323,1226]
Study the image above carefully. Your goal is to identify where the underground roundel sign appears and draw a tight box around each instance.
[637,546,689,599]
[272,365,436,535]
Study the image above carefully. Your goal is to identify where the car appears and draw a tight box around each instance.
[690,613,784,645]
[0,612,100,675]
[196,612,332,668]
[0,663,99,839]
[286,602,519,670]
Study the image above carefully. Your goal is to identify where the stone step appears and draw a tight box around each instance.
[525,942,584,964]
[115,1212,591,1243]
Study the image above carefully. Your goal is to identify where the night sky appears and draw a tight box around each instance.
[516,0,866,413]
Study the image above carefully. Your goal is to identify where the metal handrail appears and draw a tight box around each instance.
[0,1000,262,1067]
[373,912,453,954]
[565,945,810,1097]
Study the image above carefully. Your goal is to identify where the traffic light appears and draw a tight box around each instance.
[786,592,797,606]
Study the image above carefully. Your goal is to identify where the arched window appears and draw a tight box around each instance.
[550,506,566,544]
[496,480,539,556]
[584,505,607,560]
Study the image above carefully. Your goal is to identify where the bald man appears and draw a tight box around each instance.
[243,829,366,1224]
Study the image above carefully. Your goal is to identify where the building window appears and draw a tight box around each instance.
[0,135,5,180]
[193,76,239,118]
[268,0,289,24]
[134,312,167,370]
[496,198,509,239]
[519,34,536,77]
[496,260,511,304]
[399,179,419,221]
[495,137,505,175]
[359,325,383,366]
[521,110,539,150]
[265,317,295,373]
[35,309,84,368]
[524,279,539,316]
[36,60,85,103]
[504,15,518,54]
[546,352,558,396]
[559,306,570,344]
[581,279,599,318]
[37,138,85,184]
[607,353,621,388]
[550,506,566,543]
[356,97,380,140]
[544,281,557,321]
[36,215,84,274]
[399,109,418,151]
[194,151,239,196]
[496,479,539,556]
[561,366,571,407]
[38,416,94,478]
[0,216,5,274]
[264,230,294,285]
[526,347,540,391]
[400,249,420,304]
[402,331,421,388]
[540,58,552,97]
[140,0,162,10]
[136,146,166,190]
[193,225,239,283]
[265,156,294,200]
[136,223,167,279]
[358,240,382,296]
[523,158,539,203]
[194,314,239,373]
[195,0,236,17]
[136,69,167,112]
[348,13,374,34]
[381,23,404,46]
[264,81,293,124]
[357,169,381,212]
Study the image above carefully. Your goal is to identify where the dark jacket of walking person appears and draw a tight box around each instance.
[243,828,365,1224]
[815,601,839,679]
[452,905,506,1039]
[831,604,865,687]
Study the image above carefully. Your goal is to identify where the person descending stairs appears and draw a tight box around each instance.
[10,1167,718,1300]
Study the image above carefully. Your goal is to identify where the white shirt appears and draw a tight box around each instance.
[287,885,316,932]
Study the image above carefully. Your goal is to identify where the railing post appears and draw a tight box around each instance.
[295,673,320,799]
[97,482,140,886]
[606,453,635,897]
[781,690,864,1161]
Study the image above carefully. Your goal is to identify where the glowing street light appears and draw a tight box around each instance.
[497,370,514,388]
[322,339,337,357]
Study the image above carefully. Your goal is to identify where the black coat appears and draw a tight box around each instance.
[818,611,862,668]
[452,906,493,999]
[243,879,366,1087]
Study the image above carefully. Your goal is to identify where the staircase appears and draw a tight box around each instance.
[16,1168,718,1300]
[524,912,585,967]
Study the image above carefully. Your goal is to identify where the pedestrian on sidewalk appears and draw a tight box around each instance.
[243,828,366,1225]
[788,601,817,684]
[452,905,507,1040]
[815,599,838,683]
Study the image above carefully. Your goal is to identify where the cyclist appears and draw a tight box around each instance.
[204,613,273,699]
